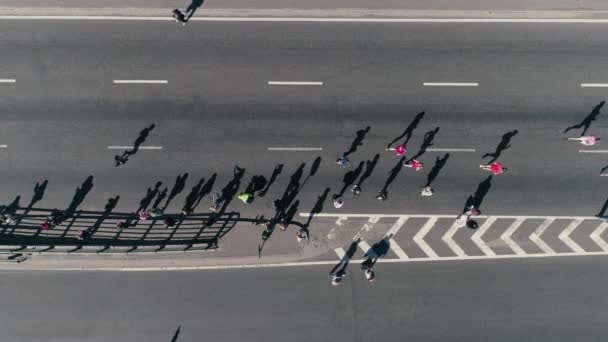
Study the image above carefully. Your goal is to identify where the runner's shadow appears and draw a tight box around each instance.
[409,127,440,161]
[464,176,493,213]
[425,153,450,187]
[596,197,608,217]
[354,154,380,192]
[343,126,370,157]
[274,163,305,217]
[138,181,162,212]
[164,173,189,209]
[64,176,94,219]
[362,236,391,267]
[300,156,322,190]
[171,325,180,342]
[564,101,605,136]
[387,111,425,148]
[89,196,120,236]
[483,129,518,164]
[336,161,364,197]
[258,164,283,197]
[304,187,331,230]
[27,180,48,210]
[182,177,206,214]
[330,239,359,275]
[381,157,406,194]
[185,0,205,21]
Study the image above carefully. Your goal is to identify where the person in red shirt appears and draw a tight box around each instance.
[567,136,600,146]
[480,162,508,175]
[404,159,423,171]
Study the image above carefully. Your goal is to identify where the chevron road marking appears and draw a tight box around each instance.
[590,222,608,252]
[442,220,466,257]
[530,218,556,254]
[500,218,526,255]
[414,217,439,258]
[472,217,496,256]
[334,247,346,260]
[558,218,585,253]
[384,217,409,259]
[358,240,379,259]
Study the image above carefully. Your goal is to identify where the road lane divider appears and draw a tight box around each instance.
[267,147,322,151]
[579,150,608,153]
[581,83,608,88]
[113,80,168,84]
[0,79,15,83]
[423,82,478,87]
[267,81,323,86]
[426,148,476,152]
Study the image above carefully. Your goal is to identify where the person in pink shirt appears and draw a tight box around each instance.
[404,159,423,171]
[386,144,407,156]
[479,162,507,175]
[567,136,600,146]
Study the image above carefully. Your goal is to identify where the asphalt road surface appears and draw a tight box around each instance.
[1,257,607,341]
[0,20,607,219]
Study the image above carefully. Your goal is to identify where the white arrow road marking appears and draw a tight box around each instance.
[384,217,409,259]
[558,218,585,253]
[414,217,439,258]
[590,221,608,252]
[442,220,466,257]
[472,217,496,256]
[530,218,556,254]
[501,218,526,255]
[334,247,346,260]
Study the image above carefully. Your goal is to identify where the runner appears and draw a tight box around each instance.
[333,195,344,209]
[479,162,508,175]
[567,135,600,146]
[404,159,423,171]
[376,190,387,201]
[172,9,187,26]
[336,156,350,169]
[351,184,361,196]
[386,144,407,156]
[420,186,434,197]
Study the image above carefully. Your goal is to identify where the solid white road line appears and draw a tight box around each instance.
[529,218,556,254]
[579,150,608,153]
[10,17,608,23]
[471,217,496,256]
[334,247,346,260]
[500,218,526,255]
[590,222,608,252]
[267,81,323,86]
[0,145,7,148]
[0,79,16,83]
[107,146,163,150]
[299,213,600,220]
[414,217,439,258]
[425,148,476,152]
[267,147,323,151]
[113,80,168,84]
[558,218,585,253]
[423,82,478,87]
[442,221,466,257]
[581,83,608,87]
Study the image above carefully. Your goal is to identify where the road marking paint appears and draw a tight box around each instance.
[334,247,346,260]
[326,216,348,240]
[0,145,7,148]
[389,238,409,259]
[267,147,323,151]
[579,150,608,153]
[590,221,608,252]
[0,79,15,83]
[113,80,168,84]
[11,17,608,23]
[442,220,466,257]
[472,217,496,256]
[384,217,408,238]
[530,218,556,254]
[299,213,599,220]
[268,81,323,86]
[107,146,163,150]
[425,148,476,152]
[423,82,478,87]
[358,240,379,260]
[558,218,585,253]
[581,83,608,87]
[414,217,439,258]
[500,218,526,255]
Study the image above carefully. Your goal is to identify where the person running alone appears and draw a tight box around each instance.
[567,135,600,146]
[172,9,187,26]
[386,144,407,157]
[404,159,423,171]
[480,162,507,175]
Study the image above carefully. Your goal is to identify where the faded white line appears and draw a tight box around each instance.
[334,247,346,260]
[0,145,7,148]
[267,147,323,151]
[423,82,478,87]
[0,79,15,83]
[107,146,163,150]
[579,150,608,153]
[581,83,608,87]
[113,80,167,84]
[9,17,608,23]
[268,81,323,86]
[8,251,608,272]
[426,148,476,152]
[299,213,600,220]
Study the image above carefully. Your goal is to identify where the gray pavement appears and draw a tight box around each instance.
[1,258,608,341]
